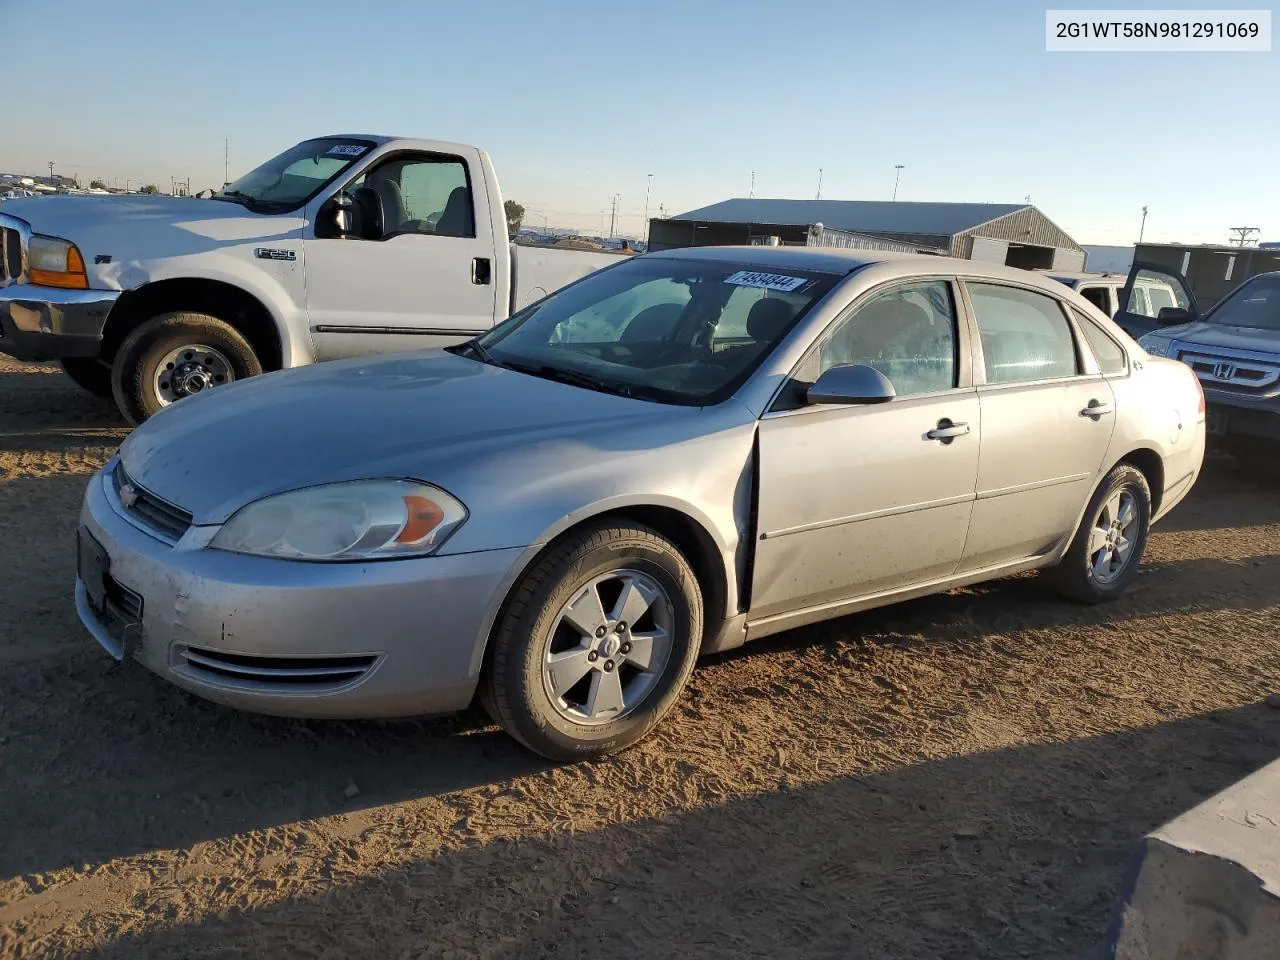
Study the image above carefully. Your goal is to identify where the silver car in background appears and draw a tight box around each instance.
[76,248,1207,759]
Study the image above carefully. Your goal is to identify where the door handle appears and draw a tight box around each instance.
[471,257,492,285]
[925,419,970,443]
[1080,400,1114,419]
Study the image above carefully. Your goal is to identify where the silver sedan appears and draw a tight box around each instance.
[76,248,1207,759]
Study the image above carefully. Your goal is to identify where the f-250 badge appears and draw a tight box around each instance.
[254,248,297,261]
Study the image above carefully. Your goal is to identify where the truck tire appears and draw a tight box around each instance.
[59,358,114,398]
[110,312,261,425]
[482,522,702,761]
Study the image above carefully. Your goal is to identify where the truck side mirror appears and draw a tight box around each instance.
[316,194,361,240]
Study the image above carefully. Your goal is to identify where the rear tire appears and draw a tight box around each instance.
[59,357,113,398]
[483,522,702,761]
[1043,463,1152,604]
[110,312,261,425]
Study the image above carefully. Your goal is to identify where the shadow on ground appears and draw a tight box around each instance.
[68,704,1280,960]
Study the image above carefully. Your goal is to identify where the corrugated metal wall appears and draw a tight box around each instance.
[808,227,942,254]
[959,207,1082,253]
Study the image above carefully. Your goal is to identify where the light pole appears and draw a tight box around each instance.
[48,161,55,182]
[644,173,653,232]
[1138,205,1148,244]
[892,164,905,201]
[126,178,131,193]
[816,168,823,200]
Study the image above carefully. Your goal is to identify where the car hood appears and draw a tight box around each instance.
[118,351,689,524]
[1166,321,1280,353]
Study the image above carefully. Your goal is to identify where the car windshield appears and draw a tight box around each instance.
[213,137,375,211]
[467,257,839,405]
[1206,274,1280,331]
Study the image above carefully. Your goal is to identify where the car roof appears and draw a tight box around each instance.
[1041,270,1126,283]
[641,245,1086,291]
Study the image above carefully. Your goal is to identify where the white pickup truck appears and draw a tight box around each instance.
[0,135,622,422]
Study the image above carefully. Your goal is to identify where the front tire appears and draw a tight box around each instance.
[110,312,261,425]
[483,522,703,761]
[1043,463,1152,604]
[59,357,114,398]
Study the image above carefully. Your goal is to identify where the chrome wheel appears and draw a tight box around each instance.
[153,344,235,405]
[1087,487,1139,585]
[541,568,675,725]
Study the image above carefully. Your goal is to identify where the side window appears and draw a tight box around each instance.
[1073,310,1128,375]
[807,280,958,397]
[967,283,1079,384]
[1124,270,1191,318]
[1077,286,1112,315]
[343,155,475,239]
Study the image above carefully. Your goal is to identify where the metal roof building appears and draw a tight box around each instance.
[647,198,1085,271]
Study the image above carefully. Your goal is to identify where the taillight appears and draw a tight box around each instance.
[1190,366,1205,415]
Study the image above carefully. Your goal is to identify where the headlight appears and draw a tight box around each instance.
[1138,334,1172,357]
[28,234,88,289]
[209,480,467,561]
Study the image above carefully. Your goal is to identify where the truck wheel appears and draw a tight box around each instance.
[110,312,261,425]
[1042,464,1152,604]
[483,522,702,761]
[59,358,114,398]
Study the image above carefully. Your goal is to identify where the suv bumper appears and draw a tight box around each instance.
[0,284,118,361]
[1205,393,1280,446]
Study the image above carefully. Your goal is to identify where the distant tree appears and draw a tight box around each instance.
[504,199,525,237]
[89,179,106,190]
[139,184,159,194]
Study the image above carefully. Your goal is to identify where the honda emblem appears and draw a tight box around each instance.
[1213,362,1237,380]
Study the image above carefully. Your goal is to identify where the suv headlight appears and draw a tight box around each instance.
[209,480,467,561]
[28,234,88,289]
[1138,333,1172,357]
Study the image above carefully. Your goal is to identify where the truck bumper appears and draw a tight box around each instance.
[0,284,118,361]
[1204,394,1280,446]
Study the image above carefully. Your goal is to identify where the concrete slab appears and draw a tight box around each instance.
[1107,758,1280,959]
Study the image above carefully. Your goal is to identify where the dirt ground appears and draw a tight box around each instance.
[0,355,1277,960]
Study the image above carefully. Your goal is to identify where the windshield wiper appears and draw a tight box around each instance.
[450,339,493,363]
[495,359,639,399]
[211,189,253,205]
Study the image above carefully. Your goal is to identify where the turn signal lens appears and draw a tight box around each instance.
[28,235,89,289]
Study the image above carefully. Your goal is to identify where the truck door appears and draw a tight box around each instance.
[303,150,498,360]
[1113,262,1199,339]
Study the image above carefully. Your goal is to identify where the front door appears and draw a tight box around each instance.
[304,152,498,360]
[1113,262,1199,339]
[750,279,981,623]
[958,280,1117,571]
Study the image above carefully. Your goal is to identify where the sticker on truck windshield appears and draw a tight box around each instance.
[724,270,807,292]
[327,144,368,157]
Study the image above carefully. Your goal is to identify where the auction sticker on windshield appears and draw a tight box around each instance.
[724,271,808,292]
[327,144,369,157]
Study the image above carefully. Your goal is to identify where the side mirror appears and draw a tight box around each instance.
[806,364,896,406]
[315,194,360,240]
[1157,306,1193,326]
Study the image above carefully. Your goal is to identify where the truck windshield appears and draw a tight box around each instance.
[466,257,838,405]
[213,138,376,212]
[1207,274,1280,331]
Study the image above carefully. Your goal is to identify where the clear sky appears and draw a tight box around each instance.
[3,0,1275,243]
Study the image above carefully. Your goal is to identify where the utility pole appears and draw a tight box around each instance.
[126,178,131,193]
[609,193,621,238]
[224,138,229,185]
[1138,205,1149,244]
[644,173,653,230]
[48,161,55,182]
[892,164,904,201]
[1228,226,1260,247]
[815,168,823,200]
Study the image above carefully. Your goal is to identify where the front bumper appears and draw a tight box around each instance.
[1204,393,1280,446]
[76,463,528,719]
[0,283,119,361]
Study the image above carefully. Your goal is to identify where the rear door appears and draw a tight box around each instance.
[957,280,1118,572]
[1113,263,1199,338]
